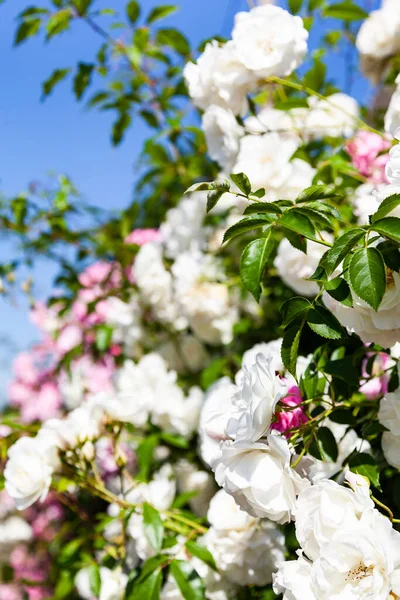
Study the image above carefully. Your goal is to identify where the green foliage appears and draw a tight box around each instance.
[143,503,165,552]
[170,560,205,600]
[240,234,274,301]
[349,248,386,311]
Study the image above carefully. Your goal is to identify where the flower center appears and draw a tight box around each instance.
[345,562,374,582]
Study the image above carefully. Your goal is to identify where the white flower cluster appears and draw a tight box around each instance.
[273,473,400,600]
[200,489,285,587]
[356,0,400,84]
[184,5,308,116]
[328,137,400,346]
[98,352,203,437]
[4,352,203,510]
[201,348,310,522]
[133,242,239,346]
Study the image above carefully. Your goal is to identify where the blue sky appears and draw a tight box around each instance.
[0,0,379,399]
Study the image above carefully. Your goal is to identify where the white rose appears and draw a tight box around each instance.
[382,431,400,469]
[202,105,243,170]
[352,183,386,225]
[356,6,400,60]
[203,489,285,587]
[151,385,203,439]
[184,41,256,115]
[303,93,359,140]
[274,236,331,297]
[232,133,314,202]
[160,193,208,260]
[199,377,237,467]
[212,433,310,523]
[310,510,400,599]
[232,6,308,77]
[134,242,184,328]
[105,296,143,354]
[379,389,400,436]
[5,435,59,510]
[386,142,400,187]
[273,553,316,600]
[295,477,373,561]
[0,516,32,549]
[41,402,103,450]
[226,353,288,442]
[324,271,400,346]
[75,566,128,600]
[106,359,152,427]
[385,74,400,136]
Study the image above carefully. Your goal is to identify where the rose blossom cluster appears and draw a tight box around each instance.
[274,474,400,600]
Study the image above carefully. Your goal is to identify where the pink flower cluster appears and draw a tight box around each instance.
[10,546,50,600]
[359,351,391,400]
[272,385,307,438]
[25,493,64,543]
[124,228,162,246]
[9,349,61,423]
[346,131,391,183]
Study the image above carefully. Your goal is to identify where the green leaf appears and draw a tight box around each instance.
[42,68,70,98]
[295,206,333,229]
[14,18,41,45]
[303,56,326,93]
[54,571,75,599]
[126,0,141,24]
[89,564,101,597]
[320,228,366,274]
[136,434,159,482]
[156,28,190,56]
[377,241,400,272]
[281,326,303,379]
[73,62,94,100]
[307,304,346,339]
[170,560,205,600]
[240,233,274,301]
[279,209,317,241]
[370,194,400,223]
[281,297,311,327]
[348,453,380,489]
[323,1,368,21]
[330,408,356,426]
[243,202,282,216]
[207,189,226,213]
[323,358,359,386]
[317,426,338,462]
[143,503,164,552]
[223,215,272,244]
[304,201,342,221]
[185,541,217,571]
[140,110,159,128]
[371,217,400,245]
[147,5,177,24]
[289,0,303,13]
[95,325,113,352]
[349,247,386,311]
[46,8,71,39]
[230,172,251,196]
[128,568,163,600]
[325,276,353,307]
[112,111,131,145]
[281,228,307,253]
[296,185,344,203]
[160,433,189,448]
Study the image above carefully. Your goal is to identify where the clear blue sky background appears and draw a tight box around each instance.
[0,0,380,400]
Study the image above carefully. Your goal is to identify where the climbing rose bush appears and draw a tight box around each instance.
[3,1,400,599]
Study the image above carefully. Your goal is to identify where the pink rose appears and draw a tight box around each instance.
[359,351,391,400]
[125,228,162,246]
[271,385,308,438]
[346,131,391,183]
[0,585,23,600]
[56,324,83,355]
